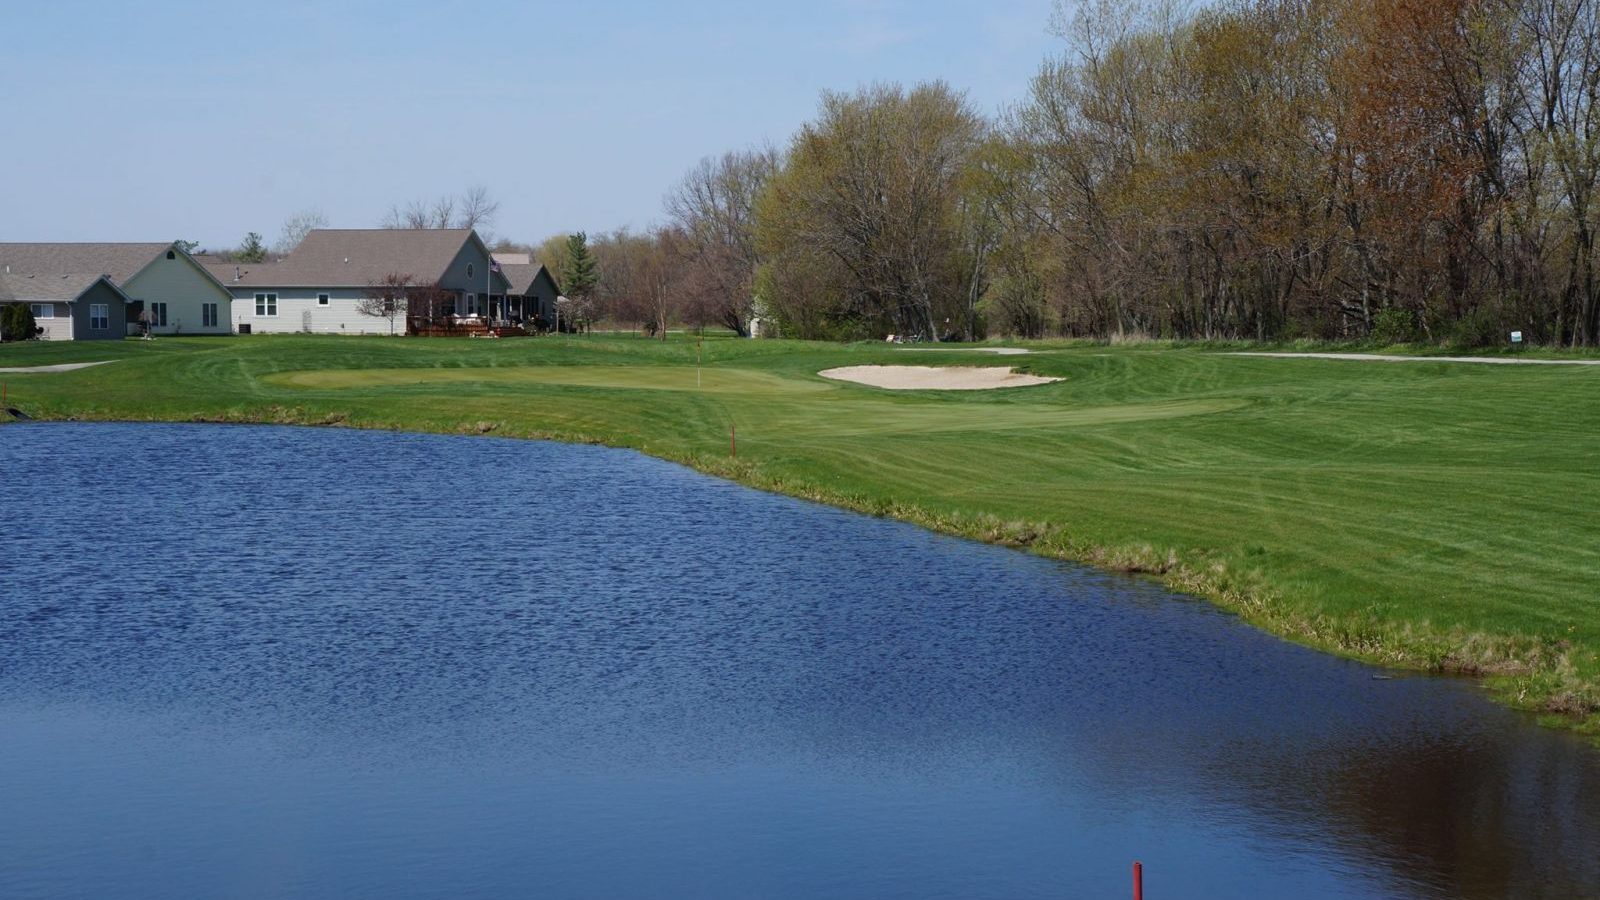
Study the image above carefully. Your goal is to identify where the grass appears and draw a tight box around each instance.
[4,333,1599,735]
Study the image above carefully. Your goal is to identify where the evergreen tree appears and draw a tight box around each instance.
[235,232,267,263]
[1,303,38,341]
[561,232,598,299]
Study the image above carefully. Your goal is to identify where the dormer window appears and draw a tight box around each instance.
[166,250,176,260]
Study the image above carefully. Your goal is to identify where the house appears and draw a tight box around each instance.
[207,228,513,335]
[0,242,234,337]
[0,273,131,341]
[494,258,562,330]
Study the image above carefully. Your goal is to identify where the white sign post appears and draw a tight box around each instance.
[1511,330,1524,344]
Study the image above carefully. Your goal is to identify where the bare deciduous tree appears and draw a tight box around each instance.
[275,208,329,255]
[381,187,499,235]
[642,228,690,339]
[666,149,779,335]
[357,273,414,335]
[458,185,501,231]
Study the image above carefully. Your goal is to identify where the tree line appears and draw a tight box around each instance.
[190,0,1600,347]
[571,0,1600,345]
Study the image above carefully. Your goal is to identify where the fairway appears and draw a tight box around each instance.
[264,363,1248,434]
[265,365,830,395]
[4,334,1598,733]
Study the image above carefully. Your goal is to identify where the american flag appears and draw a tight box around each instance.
[489,259,502,274]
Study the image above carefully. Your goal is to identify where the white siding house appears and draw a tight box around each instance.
[223,286,390,335]
[208,229,511,335]
[122,248,233,335]
[29,301,73,341]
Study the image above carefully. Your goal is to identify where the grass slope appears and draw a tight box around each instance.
[4,334,1597,734]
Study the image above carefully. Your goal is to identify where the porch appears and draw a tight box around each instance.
[408,315,528,338]
[405,290,543,337]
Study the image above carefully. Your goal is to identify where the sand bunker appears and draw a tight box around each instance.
[819,365,1062,390]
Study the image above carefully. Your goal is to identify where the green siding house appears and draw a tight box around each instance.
[0,273,130,341]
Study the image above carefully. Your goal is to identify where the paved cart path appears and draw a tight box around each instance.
[0,361,115,374]
[1233,352,1600,366]
[895,347,1032,355]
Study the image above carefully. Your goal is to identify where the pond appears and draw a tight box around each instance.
[1,423,1597,899]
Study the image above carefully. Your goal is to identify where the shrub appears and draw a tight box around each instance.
[1,303,38,342]
[1370,306,1417,345]
[979,273,1050,339]
[1450,306,1503,349]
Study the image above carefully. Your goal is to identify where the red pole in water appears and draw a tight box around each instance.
[1133,861,1144,900]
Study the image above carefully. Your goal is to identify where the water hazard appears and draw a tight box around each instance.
[1,423,1596,898]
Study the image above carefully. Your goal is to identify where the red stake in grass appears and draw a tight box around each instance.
[730,423,737,458]
[1133,861,1144,900]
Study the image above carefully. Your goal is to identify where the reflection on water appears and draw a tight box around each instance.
[1,423,1596,899]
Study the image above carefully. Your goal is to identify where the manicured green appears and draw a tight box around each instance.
[4,334,1598,733]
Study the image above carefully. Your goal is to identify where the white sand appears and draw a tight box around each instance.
[0,360,115,374]
[820,365,1063,390]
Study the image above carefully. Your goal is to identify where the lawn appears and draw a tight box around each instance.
[4,333,1598,732]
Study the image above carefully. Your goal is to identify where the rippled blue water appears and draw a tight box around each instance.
[1,423,1597,899]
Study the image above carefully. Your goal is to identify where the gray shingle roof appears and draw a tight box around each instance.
[208,229,479,288]
[201,260,280,286]
[0,243,171,284]
[500,262,555,295]
[0,272,122,303]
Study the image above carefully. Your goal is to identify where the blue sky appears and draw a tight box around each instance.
[0,0,1059,250]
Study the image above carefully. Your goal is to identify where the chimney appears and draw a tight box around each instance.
[234,266,241,283]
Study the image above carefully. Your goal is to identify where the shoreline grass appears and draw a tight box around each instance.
[4,333,1597,737]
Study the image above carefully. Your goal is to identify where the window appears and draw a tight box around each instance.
[467,263,475,279]
[465,293,477,316]
[151,302,168,327]
[166,250,176,260]
[202,303,217,328]
[29,303,54,319]
[317,293,330,306]
[254,293,278,316]
[90,303,109,330]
